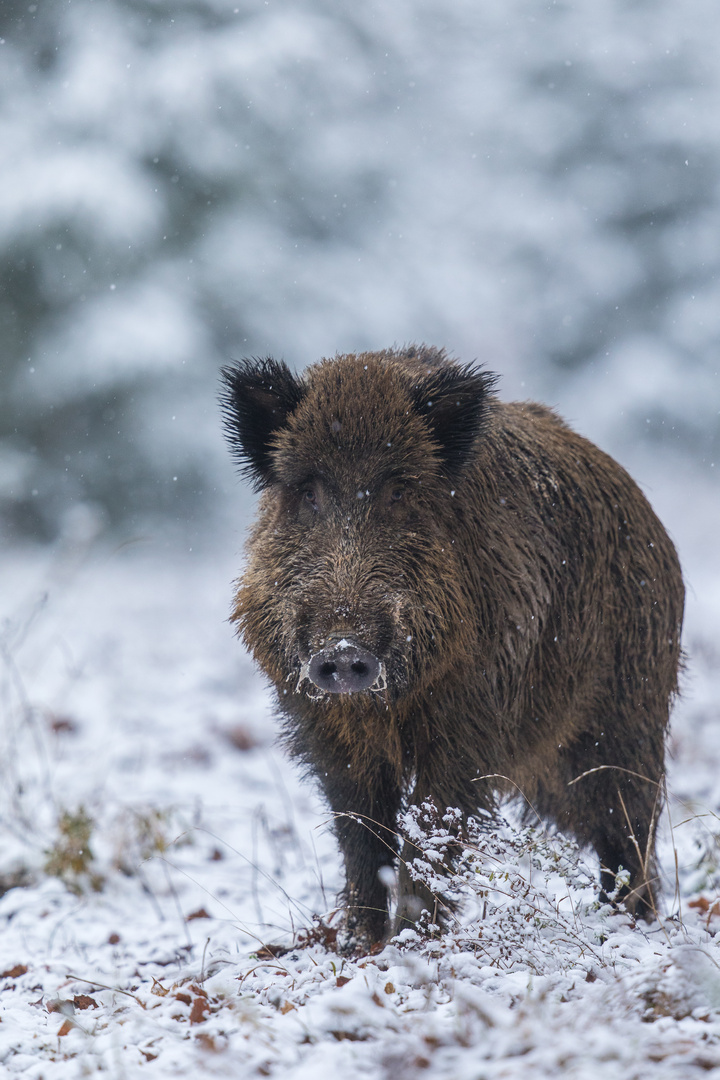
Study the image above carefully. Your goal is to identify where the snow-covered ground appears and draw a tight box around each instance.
[1,444,719,1078]
[2,0,719,1072]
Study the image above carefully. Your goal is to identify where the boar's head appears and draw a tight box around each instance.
[221,347,496,706]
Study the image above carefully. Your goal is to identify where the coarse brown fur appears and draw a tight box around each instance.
[221,345,684,949]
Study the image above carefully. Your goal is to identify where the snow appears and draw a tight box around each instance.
[1,444,720,1077]
[1,0,720,1073]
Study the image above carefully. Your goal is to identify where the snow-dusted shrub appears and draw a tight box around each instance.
[396,802,604,975]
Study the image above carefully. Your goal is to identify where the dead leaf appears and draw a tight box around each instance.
[48,713,78,735]
[73,995,98,1011]
[689,896,720,917]
[186,907,211,922]
[1,964,28,979]
[336,976,351,988]
[280,1000,295,1014]
[196,1032,221,1052]
[151,978,169,997]
[255,943,289,959]
[47,999,74,1015]
[57,1019,73,1037]
[189,997,210,1024]
[224,724,259,752]
[295,920,339,951]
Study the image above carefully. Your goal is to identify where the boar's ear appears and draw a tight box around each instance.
[410,363,497,473]
[220,357,306,488]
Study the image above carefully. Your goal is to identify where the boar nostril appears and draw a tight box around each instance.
[307,639,381,694]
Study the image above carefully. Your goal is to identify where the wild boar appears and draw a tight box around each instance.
[221,345,684,949]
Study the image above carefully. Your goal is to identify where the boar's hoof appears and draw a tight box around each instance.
[306,638,383,694]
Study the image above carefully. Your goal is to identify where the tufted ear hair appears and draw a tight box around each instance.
[220,357,306,488]
[410,362,497,473]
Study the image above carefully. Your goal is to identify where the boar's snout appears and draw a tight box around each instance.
[305,636,385,695]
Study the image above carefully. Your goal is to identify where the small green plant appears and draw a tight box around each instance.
[129,807,172,861]
[44,806,104,894]
[112,806,191,876]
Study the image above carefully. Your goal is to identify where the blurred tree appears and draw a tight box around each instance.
[0,0,717,541]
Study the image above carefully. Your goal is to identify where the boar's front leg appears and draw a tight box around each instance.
[319,764,402,950]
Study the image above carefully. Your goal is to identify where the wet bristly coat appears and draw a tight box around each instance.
[221,346,684,948]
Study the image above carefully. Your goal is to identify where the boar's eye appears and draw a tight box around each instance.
[385,484,408,508]
[302,488,318,510]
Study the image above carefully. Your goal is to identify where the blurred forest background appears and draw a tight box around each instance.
[0,0,718,547]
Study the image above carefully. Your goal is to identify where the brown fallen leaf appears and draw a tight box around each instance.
[47,999,74,1015]
[254,943,287,959]
[1,964,28,979]
[224,724,259,752]
[186,907,211,922]
[688,897,720,917]
[57,1019,73,1037]
[48,713,79,735]
[73,995,98,1011]
[196,1032,222,1052]
[189,996,210,1024]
